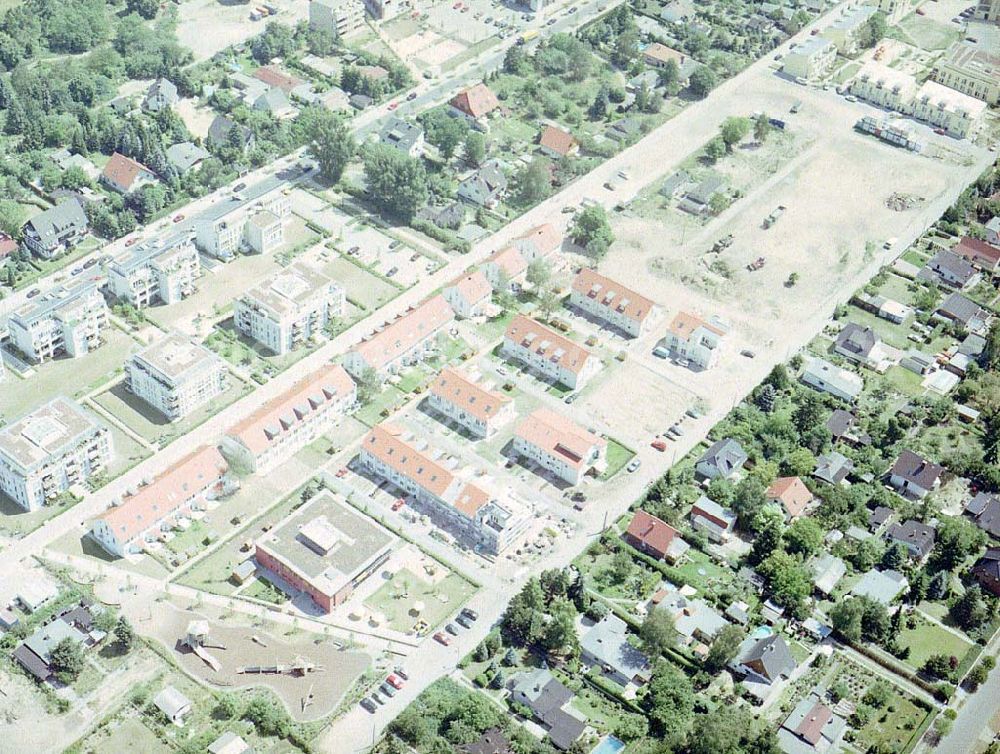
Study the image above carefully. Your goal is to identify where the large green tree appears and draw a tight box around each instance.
[570,204,614,259]
[305,109,356,184]
[362,144,428,222]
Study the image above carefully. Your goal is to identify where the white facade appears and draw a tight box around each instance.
[107,234,200,308]
[9,283,109,362]
[343,295,454,377]
[426,368,514,437]
[850,62,918,110]
[310,0,365,36]
[569,269,655,338]
[234,263,346,355]
[659,312,725,370]
[0,398,113,511]
[782,37,836,79]
[126,335,229,421]
[193,177,291,260]
[910,80,986,139]
[511,409,607,486]
[502,315,601,390]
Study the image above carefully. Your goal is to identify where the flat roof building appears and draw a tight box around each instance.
[193,175,291,260]
[234,261,346,355]
[933,42,1000,106]
[9,282,109,363]
[512,408,607,485]
[569,268,656,338]
[222,364,356,474]
[255,490,395,612]
[0,397,113,511]
[125,335,228,421]
[502,315,601,390]
[90,446,229,557]
[107,233,200,309]
[343,295,454,378]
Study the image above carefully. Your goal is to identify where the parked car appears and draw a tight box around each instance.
[433,632,451,646]
[626,458,642,473]
[83,258,98,269]
[371,690,385,705]
[407,92,418,101]
[172,214,185,223]
[27,288,41,298]
[456,614,473,629]
[740,349,756,358]
[445,623,459,635]
[387,266,399,277]
[361,698,377,713]
[564,394,577,404]
[386,674,404,690]
[651,439,667,451]
[335,467,349,478]
[391,498,405,512]
[461,608,479,621]
[380,683,396,697]
[394,665,409,680]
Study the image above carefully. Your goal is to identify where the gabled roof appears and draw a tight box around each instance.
[514,408,606,470]
[766,476,812,518]
[484,244,528,280]
[166,142,210,173]
[580,613,649,678]
[967,493,1000,538]
[890,449,943,490]
[96,446,227,545]
[429,367,511,424]
[571,268,655,326]
[513,223,562,259]
[954,236,1000,269]
[667,310,725,340]
[252,65,302,93]
[813,451,853,484]
[851,568,908,604]
[23,199,88,244]
[539,125,578,156]
[886,519,936,557]
[450,82,500,119]
[936,292,985,326]
[447,270,492,308]
[972,548,1000,587]
[927,249,977,285]
[625,509,680,556]
[505,315,595,376]
[102,152,155,192]
[698,438,747,476]
[738,634,796,681]
[644,42,685,64]
[835,322,878,358]
[208,115,254,148]
[353,295,454,371]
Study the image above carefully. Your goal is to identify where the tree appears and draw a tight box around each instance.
[754,113,772,144]
[526,258,552,290]
[749,518,782,565]
[704,136,726,162]
[214,693,241,720]
[950,585,992,634]
[639,608,678,658]
[830,596,890,645]
[362,145,428,222]
[658,58,680,94]
[611,29,639,68]
[589,84,610,120]
[511,158,551,208]
[792,393,825,435]
[0,200,25,238]
[541,602,578,657]
[784,517,823,557]
[113,617,135,652]
[933,516,986,572]
[759,550,812,619]
[356,366,382,404]
[687,65,717,98]
[50,638,85,683]
[689,705,776,754]
[733,476,767,532]
[243,695,292,737]
[306,109,355,184]
[421,109,468,159]
[127,0,159,19]
[464,130,486,166]
[782,448,815,477]
[881,541,909,571]
[609,549,635,584]
[704,624,743,673]
[719,117,751,152]
[642,659,694,743]
[981,320,1000,371]
[570,204,614,259]
[923,654,953,680]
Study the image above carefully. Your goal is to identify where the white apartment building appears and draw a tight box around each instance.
[782,37,836,80]
[193,175,291,260]
[910,79,986,139]
[974,0,999,21]
[877,0,908,24]
[850,62,918,111]
[512,408,607,485]
[426,367,514,437]
[222,364,356,474]
[9,282,109,362]
[234,262,346,355]
[126,335,229,421]
[107,233,200,309]
[658,311,726,370]
[502,315,601,390]
[933,43,1000,106]
[0,397,114,511]
[569,268,656,338]
[343,294,454,378]
[822,5,877,55]
[90,446,229,558]
[309,0,365,36]
[359,423,531,554]
[443,270,492,319]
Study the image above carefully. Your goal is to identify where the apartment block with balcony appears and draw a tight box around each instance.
[426,367,514,437]
[107,233,200,308]
[512,408,607,485]
[193,175,291,260]
[933,43,999,106]
[502,315,601,390]
[0,397,113,511]
[8,282,109,362]
[233,262,346,355]
[126,335,229,421]
[569,268,656,338]
[850,62,918,111]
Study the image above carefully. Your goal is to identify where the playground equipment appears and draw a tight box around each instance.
[183,620,226,672]
[237,656,322,677]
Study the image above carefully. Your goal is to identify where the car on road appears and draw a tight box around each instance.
[173,214,185,223]
[125,237,138,247]
[386,266,399,277]
[335,467,349,478]
[433,632,451,646]
[845,95,858,103]
[685,407,701,419]
[389,240,401,250]
[388,101,399,110]
[386,674,404,690]
[347,246,360,255]
[360,698,378,713]
[934,128,946,135]
[445,623,459,635]
[651,439,667,452]
[496,366,508,376]
[233,182,246,192]
[71,267,83,276]
[546,17,556,24]
[407,92,417,101]
[568,5,577,11]
[626,458,642,473]
[564,393,577,404]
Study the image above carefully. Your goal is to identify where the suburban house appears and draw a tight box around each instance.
[642,41,686,68]
[22,199,89,259]
[538,125,579,158]
[888,450,943,499]
[208,732,252,754]
[443,270,493,318]
[222,364,356,474]
[766,476,814,520]
[378,117,425,157]
[207,115,256,154]
[359,423,530,554]
[934,292,988,333]
[853,291,911,323]
[972,548,1000,597]
[101,152,157,194]
[90,446,230,558]
[678,175,725,215]
[650,585,727,646]
[481,244,528,291]
[154,686,193,726]
[510,669,586,751]
[502,315,601,390]
[624,510,689,562]
[921,250,981,290]
[449,82,500,127]
[730,633,797,703]
[511,223,562,261]
[810,554,846,596]
[253,65,302,93]
[695,438,747,480]
[166,142,210,174]
[658,311,726,369]
[417,202,465,230]
[580,614,650,687]
[568,268,656,338]
[964,492,1000,539]
[142,78,178,112]
[253,87,296,118]
[900,349,937,375]
[954,236,1000,273]
[851,569,909,605]
[885,519,936,561]
[800,356,863,402]
[512,408,607,485]
[343,294,454,378]
[778,693,846,754]
[426,367,514,437]
[689,495,737,542]
[833,323,887,370]
[868,506,897,533]
[457,160,508,207]
[12,603,104,683]
[813,451,854,486]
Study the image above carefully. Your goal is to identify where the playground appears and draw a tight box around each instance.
[148,605,370,721]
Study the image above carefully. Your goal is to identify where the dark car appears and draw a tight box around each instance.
[360,697,378,713]
[233,182,247,192]
[456,614,473,629]
[406,92,418,101]
[27,288,41,298]
[445,623,459,635]
[83,258,98,269]
[379,682,396,697]
[461,607,479,621]
[394,665,409,680]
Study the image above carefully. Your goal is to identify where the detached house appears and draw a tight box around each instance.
[689,495,736,542]
[658,311,725,369]
[921,250,981,290]
[885,519,936,561]
[101,153,157,195]
[22,199,89,259]
[889,450,943,499]
[695,438,747,480]
[954,236,1000,274]
[624,510,689,563]
[444,270,492,318]
[458,160,507,207]
[935,292,988,333]
[800,357,863,402]
[538,125,579,159]
[972,548,1000,598]
[143,78,178,112]
[834,323,886,369]
[510,669,586,751]
[449,82,500,127]
[778,694,847,754]
[766,476,814,520]
[730,633,797,703]
[580,614,650,687]
[965,492,1000,539]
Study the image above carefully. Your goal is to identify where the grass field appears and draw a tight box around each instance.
[898,612,974,671]
[364,569,476,634]
[897,14,962,51]
[355,384,408,427]
[322,255,402,311]
[601,438,636,480]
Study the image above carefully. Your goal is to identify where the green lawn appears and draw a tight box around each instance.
[364,570,476,634]
[897,14,962,51]
[354,384,408,427]
[243,577,289,605]
[669,547,737,596]
[898,613,974,671]
[601,438,636,480]
[880,366,926,397]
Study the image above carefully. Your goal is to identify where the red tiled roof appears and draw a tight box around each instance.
[626,510,680,557]
[102,152,153,192]
[450,83,500,119]
[515,223,561,259]
[766,476,813,518]
[504,315,594,376]
[448,270,492,307]
[666,311,725,339]
[0,234,17,258]
[539,126,578,156]
[644,42,685,65]
[514,408,606,471]
[430,367,511,424]
[794,702,833,746]
[954,236,1000,269]
[571,268,654,326]
[252,65,303,93]
[353,295,454,371]
[97,447,227,545]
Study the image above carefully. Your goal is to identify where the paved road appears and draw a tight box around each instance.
[936,629,1000,754]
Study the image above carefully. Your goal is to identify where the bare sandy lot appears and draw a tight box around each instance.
[175,0,311,64]
[175,98,217,140]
